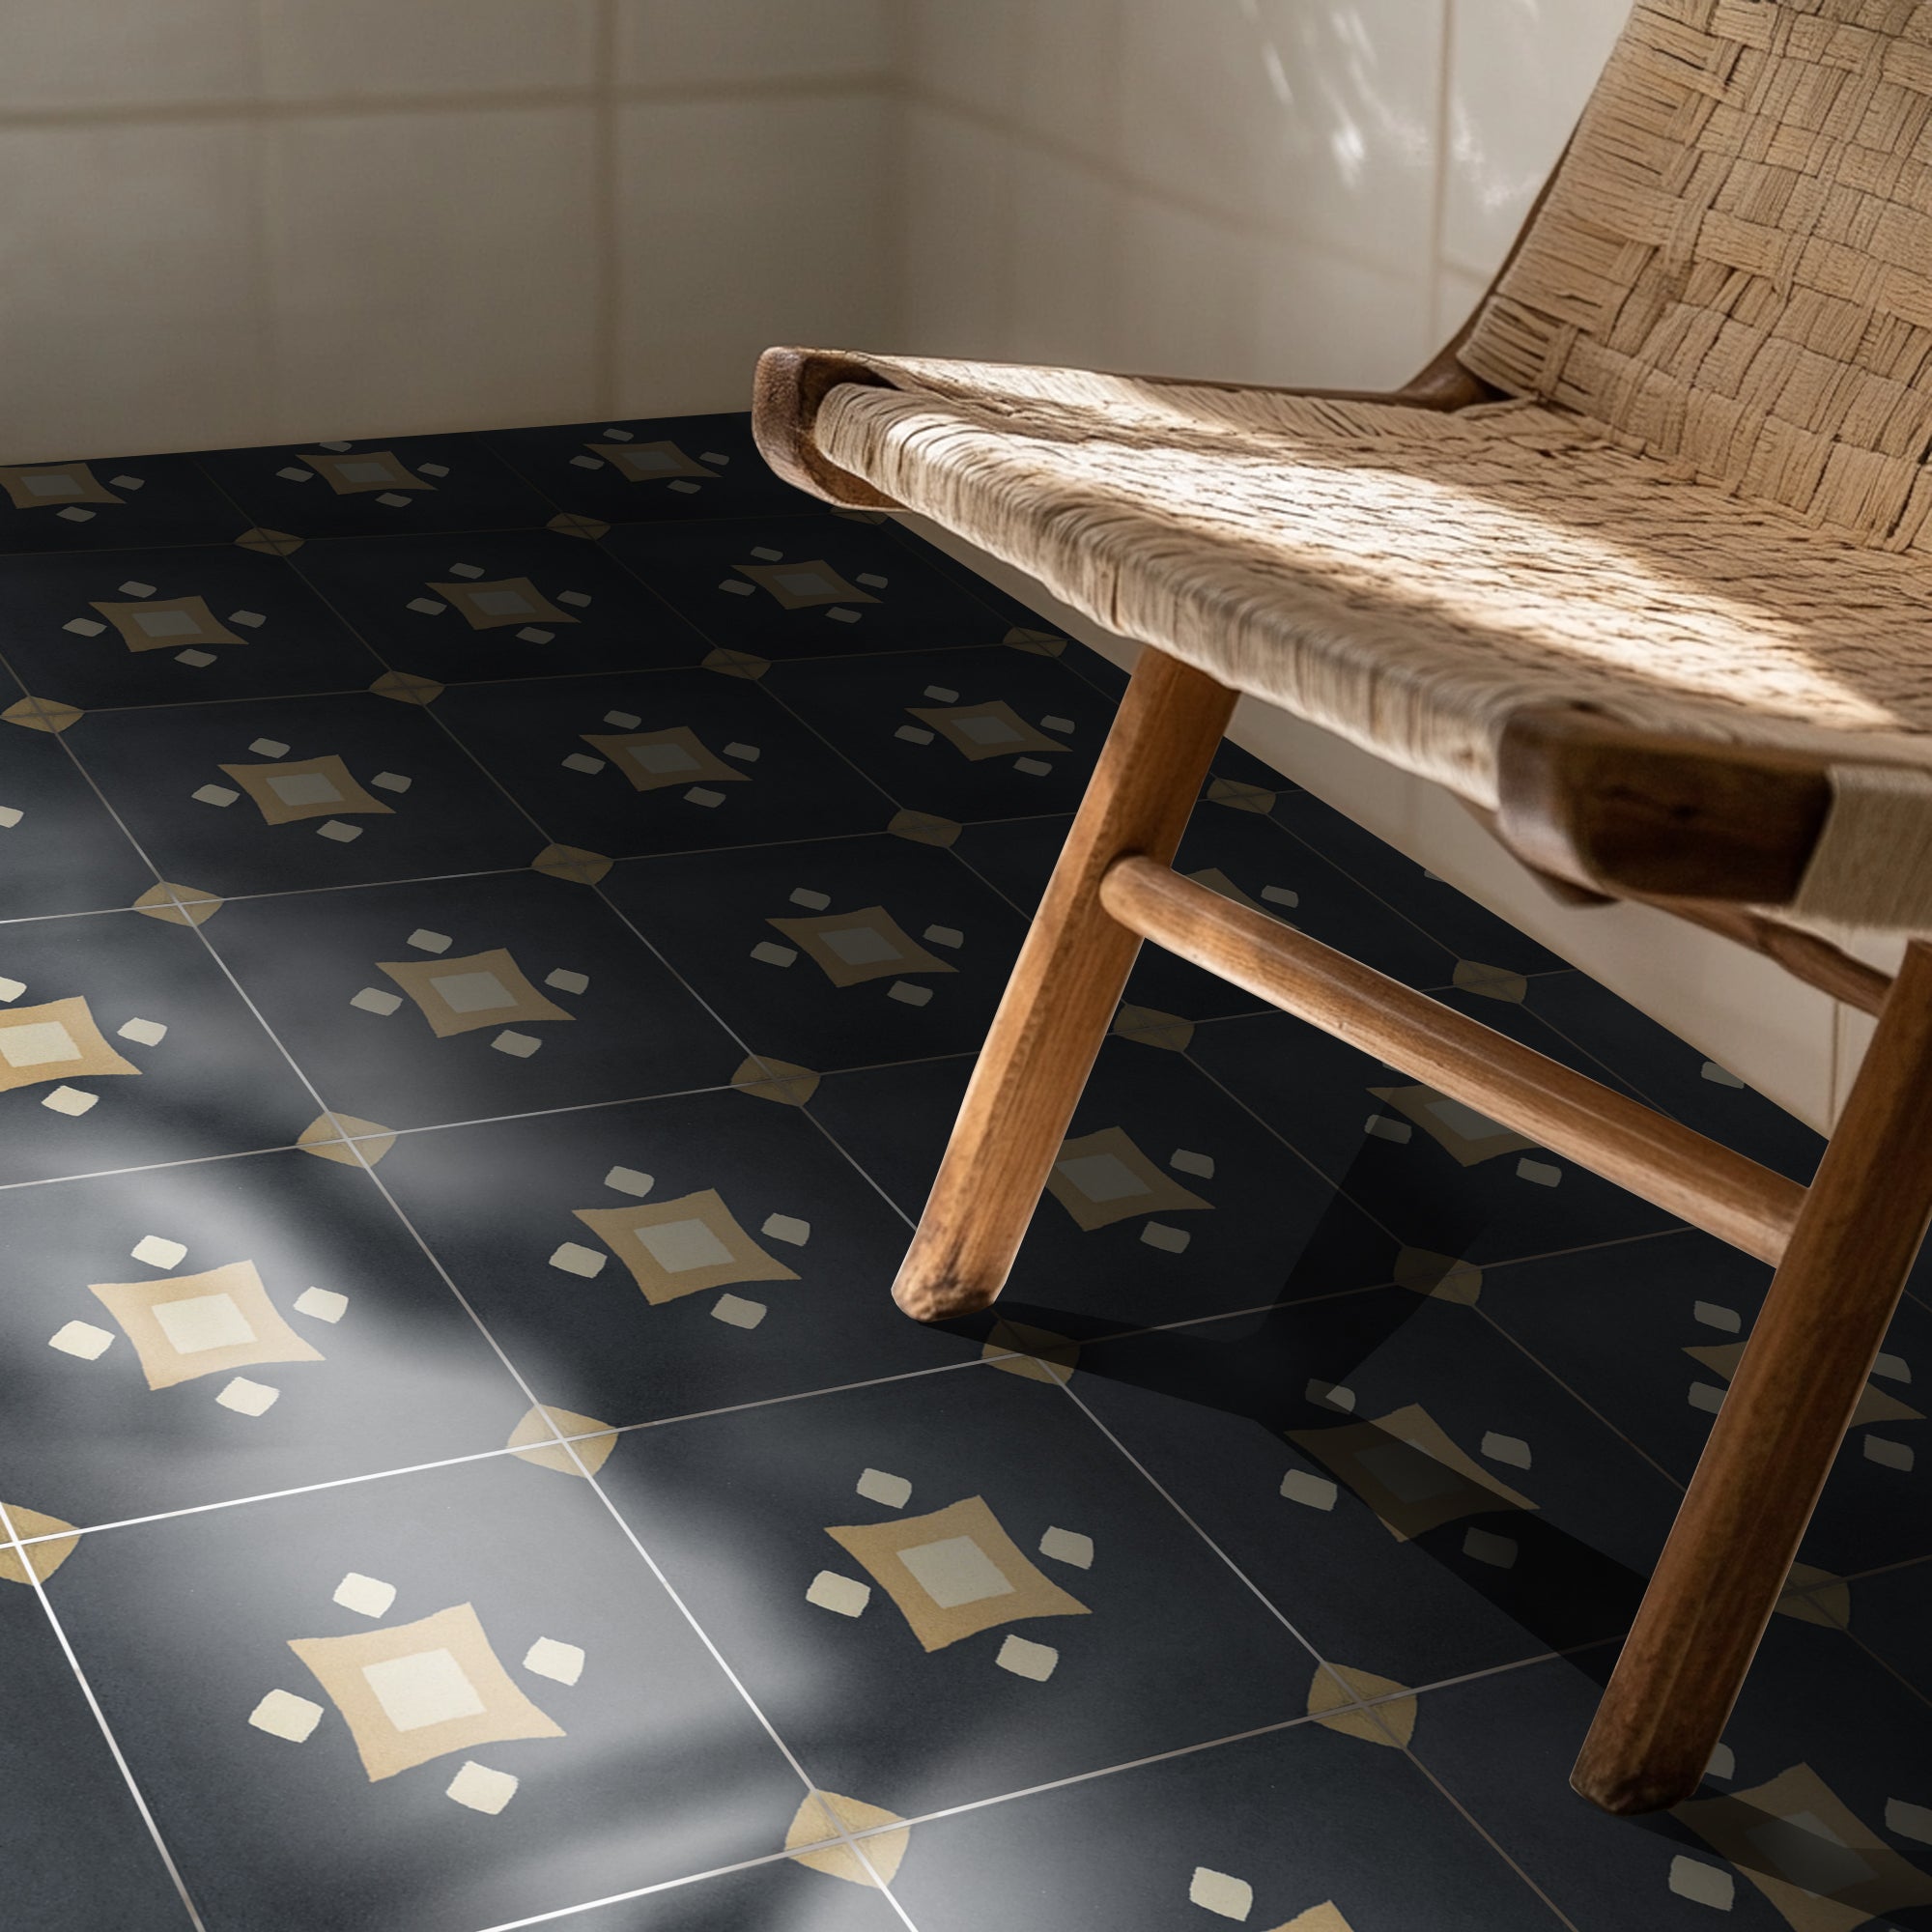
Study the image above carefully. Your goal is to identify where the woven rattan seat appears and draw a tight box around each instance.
[753,0,1932,1819]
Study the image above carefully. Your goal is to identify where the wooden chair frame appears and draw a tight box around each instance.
[752,192,1932,1819]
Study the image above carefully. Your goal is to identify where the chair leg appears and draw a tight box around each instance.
[891,648,1236,1321]
[1573,940,1932,1814]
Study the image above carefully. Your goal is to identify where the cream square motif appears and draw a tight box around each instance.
[432,971,514,1013]
[217,1377,279,1415]
[154,1293,256,1356]
[857,1468,911,1508]
[50,1320,115,1360]
[249,1690,325,1744]
[268,772,343,808]
[822,925,898,967]
[334,1573,397,1618]
[632,742,698,774]
[1189,1867,1254,1919]
[362,1648,487,1733]
[1056,1152,1146,1205]
[995,1634,1059,1681]
[295,1287,348,1323]
[637,1217,734,1273]
[897,1535,1015,1609]
[446,1761,519,1814]
[807,1572,871,1617]
[131,1235,187,1268]
[522,1637,584,1686]
[0,1021,81,1068]
[1038,1526,1094,1569]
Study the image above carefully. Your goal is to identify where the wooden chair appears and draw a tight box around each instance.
[752,0,1932,1815]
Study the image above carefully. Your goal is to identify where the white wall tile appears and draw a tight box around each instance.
[267,107,600,439]
[1117,0,1442,273]
[616,93,892,417]
[899,106,1012,361]
[0,0,259,112]
[1014,0,1121,160]
[1442,0,1632,276]
[259,0,599,100]
[1109,195,1263,382]
[1006,153,1122,369]
[617,0,891,87]
[1432,263,1490,350]
[902,0,1025,117]
[0,121,268,461]
[1252,238,1433,390]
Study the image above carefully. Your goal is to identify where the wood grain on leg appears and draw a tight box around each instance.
[890,649,1236,1321]
[1572,940,1932,1813]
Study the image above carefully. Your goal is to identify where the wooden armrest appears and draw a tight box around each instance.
[1495,705,1832,905]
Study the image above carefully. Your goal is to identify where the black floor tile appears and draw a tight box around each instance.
[762,641,1116,824]
[0,904,317,1185]
[193,437,554,539]
[203,869,740,1135]
[0,679,157,918]
[1188,1007,1683,1266]
[0,538,383,708]
[888,1721,1566,1931]
[434,668,887,859]
[1409,1623,1932,1930]
[375,1085,975,1432]
[71,692,541,897]
[599,1365,1321,1820]
[0,1146,530,1528]
[292,527,710,685]
[0,1579,190,1931]
[38,1456,813,1932]
[488,412,819,526]
[603,833,1030,1074]
[0,453,242,554]
[600,514,1019,661]
[807,1037,1400,1340]
[1070,1288,1683,1687]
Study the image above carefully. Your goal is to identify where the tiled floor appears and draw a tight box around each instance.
[0,421,1928,1932]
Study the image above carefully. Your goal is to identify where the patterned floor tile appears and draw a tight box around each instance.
[0,1580,190,1930]
[1409,1621,1932,1931]
[434,668,887,859]
[1479,1230,1932,1574]
[1520,973,1825,1183]
[376,1086,974,1431]
[1838,1558,1932,1695]
[958,792,1463,1012]
[194,436,553,539]
[0,1146,530,1528]
[488,412,818,525]
[0,538,383,709]
[71,692,540,897]
[886,1721,1565,1931]
[600,514,1025,661]
[762,640,1117,824]
[1189,1007,1682,1267]
[0,671,156,918]
[204,869,739,1134]
[0,905,316,1185]
[599,1365,1321,1820]
[39,1455,814,1932]
[1270,788,1570,980]
[1072,1287,1682,1687]
[291,527,708,685]
[603,833,1030,1073]
[807,1037,1399,1340]
[0,451,241,554]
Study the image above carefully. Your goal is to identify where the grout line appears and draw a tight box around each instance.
[591,0,621,423]
[0,1505,210,1930]
[0,72,895,134]
[1049,1375,1343,1690]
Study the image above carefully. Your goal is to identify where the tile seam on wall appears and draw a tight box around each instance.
[896,87,1440,291]
[0,71,894,132]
